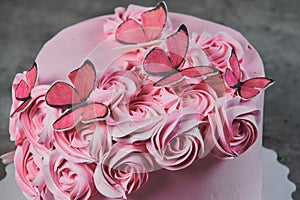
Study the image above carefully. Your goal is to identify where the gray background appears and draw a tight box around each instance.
[0,0,299,199]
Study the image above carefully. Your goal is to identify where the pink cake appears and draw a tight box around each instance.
[4,2,273,200]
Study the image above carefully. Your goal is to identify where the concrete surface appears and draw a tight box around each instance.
[0,0,299,199]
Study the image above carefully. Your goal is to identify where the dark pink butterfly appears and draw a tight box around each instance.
[10,62,37,117]
[115,1,167,44]
[143,24,218,87]
[45,60,109,131]
[225,50,274,99]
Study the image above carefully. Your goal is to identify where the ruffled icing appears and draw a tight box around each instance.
[202,96,260,158]
[43,150,99,200]
[14,140,54,199]
[94,143,156,199]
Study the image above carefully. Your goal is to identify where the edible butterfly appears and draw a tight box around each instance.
[115,1,167,44]
[45,60,109,131]
[143,24,218,87]
[225,50,274,99]
[10,62,37,117]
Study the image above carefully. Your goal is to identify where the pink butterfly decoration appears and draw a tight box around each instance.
[10,62,37,117]
[45,60,109,131]
[143,24,218,87]
[115,1,167,44]
[225,50,274,99]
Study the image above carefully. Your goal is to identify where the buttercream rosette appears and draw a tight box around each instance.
[4,1,273,199]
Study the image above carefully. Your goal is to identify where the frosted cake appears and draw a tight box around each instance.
[3,1,273,199]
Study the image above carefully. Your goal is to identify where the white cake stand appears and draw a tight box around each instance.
[0,147,296,200]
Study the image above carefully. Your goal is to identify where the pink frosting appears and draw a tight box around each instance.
[176,83,218,116]
[94,143,156,199]
[203,96,260,158]
[94,66,142,108]
[53,121,112,163]
[193,31,244,71]
[10,85,61,153]
[43,150,99,200]
[14,140,54,199]
[103,4,172,39]
[146,110,205,170]
[103,5,147,38]
[106,84,167,143]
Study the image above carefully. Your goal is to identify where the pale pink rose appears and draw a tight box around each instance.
[53,121,112,163]
[94,143,156,199]
[146,110,205,170]
[103,5,147,38]
[43,150,98,200]
[10,85,61,153]
[14,140,54,199]
[103,4,171,38]
[202,96,260,158]
[106,84,167,143]
[142,83,179,113]
[176,83,218,116]
[193,32,244,71]
[94,66,141,109]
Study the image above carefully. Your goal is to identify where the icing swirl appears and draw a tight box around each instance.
[53,121,112,163]
[43,150,98,200]
[14,140,54,199]
[203,96,260,158]
[94,143,156,199]
[147,111,205,170]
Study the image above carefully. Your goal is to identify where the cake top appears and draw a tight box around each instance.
[4,1,273,199]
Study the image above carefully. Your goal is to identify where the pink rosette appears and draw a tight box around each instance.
[43,150,99,200]
[177,83,218,116]
[107,85,167,142]
[203,96,260,158]
[53,121,112,163]
[146,110,205,170]
[94,143,156,199]
[103,4,171,38]
[94,66,141,109]
[14,140,54,199]
[104,5,147,38]
[10,85,61,153]
[194,32,244,71]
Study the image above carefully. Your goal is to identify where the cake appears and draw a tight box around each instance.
[3,1,273,200]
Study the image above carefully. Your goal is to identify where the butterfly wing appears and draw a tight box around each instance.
[225,68,239,88]
[26,62,38,91]
[81,102,110,123]
[166,24,189,68]
[68,60,96,101]
[180,66,218,78]
[225,50,241,88]
[15,80,31,101]
[45,82,82,109]
[239,77,274,99]
[141,1,167,41]
[10,99,32,117]
[143,47,175,77]
[15,63,38,101]
[228,50,240,79]
[53,106,83,131]
[115,19,146,44]
[154,72,183,87]
[53,102,109,131]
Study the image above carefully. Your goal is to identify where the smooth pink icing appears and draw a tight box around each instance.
[28,10,265,200]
